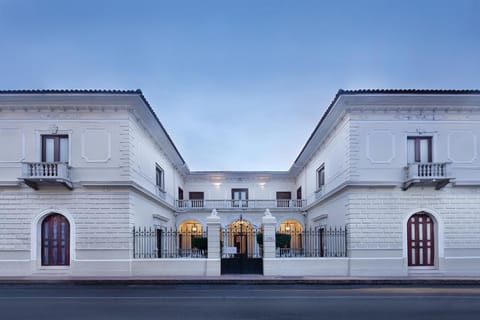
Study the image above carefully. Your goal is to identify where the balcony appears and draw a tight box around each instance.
[403,162,452,190]
[20,162,73,190]
[176,199,306,210]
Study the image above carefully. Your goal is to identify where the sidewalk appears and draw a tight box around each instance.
[1,275,480,285]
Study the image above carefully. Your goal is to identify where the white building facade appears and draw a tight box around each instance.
[0,89,479,277]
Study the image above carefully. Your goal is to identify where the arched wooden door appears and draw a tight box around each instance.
[407,213,434,266]
[41,213,70,266]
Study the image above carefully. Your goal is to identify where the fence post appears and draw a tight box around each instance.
[132,226,136,259]
[206,209,221,276]
[262,209,277,260]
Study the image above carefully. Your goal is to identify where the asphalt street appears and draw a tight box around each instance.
[0,283,479,320]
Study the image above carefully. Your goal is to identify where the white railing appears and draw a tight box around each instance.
[406,162,450,180]
[176,199,306,209]
[21,162,70,180]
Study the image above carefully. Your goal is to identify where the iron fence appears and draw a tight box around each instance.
[133,227,207,259]
[133,226,346,259]
[276,226,347,258]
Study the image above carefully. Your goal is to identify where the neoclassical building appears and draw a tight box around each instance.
[0,89,479,277]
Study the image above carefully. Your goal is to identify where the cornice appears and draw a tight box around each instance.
[185,171,295,182]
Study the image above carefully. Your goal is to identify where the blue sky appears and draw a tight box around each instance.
[1,0,479,171]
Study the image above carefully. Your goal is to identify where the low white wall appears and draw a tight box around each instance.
[264,258,349,277]
[72,260,132,277]
[3,257,480,278]
[442,257,480,276]
[132,259,218,277]
[0,260,32,276]
[349,258,407,276]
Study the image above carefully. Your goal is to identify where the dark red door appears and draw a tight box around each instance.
[41,214,70,266]
[407,213,434,266]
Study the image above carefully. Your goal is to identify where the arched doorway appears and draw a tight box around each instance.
[177,220,205,257]
[407,212,435,266]
[278,219,304,256]
[41,213,70,266]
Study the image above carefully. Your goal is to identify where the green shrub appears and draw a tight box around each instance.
[256,233,263,246]
[191,237,207,250]
[276,233,291,248]
[256,232,291,248]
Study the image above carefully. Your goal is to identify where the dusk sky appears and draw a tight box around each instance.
[1,0,479,171]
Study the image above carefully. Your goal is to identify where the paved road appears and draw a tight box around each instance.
[1,284,480,320]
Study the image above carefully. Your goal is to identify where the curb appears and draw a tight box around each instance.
[1,278,480,286]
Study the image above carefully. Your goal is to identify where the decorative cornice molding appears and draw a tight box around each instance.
[185,171,295,182]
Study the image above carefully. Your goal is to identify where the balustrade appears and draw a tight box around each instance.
[176,199,306,209]
[20,162,72,190]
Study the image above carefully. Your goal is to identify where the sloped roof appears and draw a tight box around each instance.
[3,88,480,176]
[292,88,480,169]
[338,89,480,95]
[0,89,187,167]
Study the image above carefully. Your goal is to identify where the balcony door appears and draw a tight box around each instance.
[407,137,432,163]
[189,192,204,208]
[42,135,69,162]
[276,192,291,208]
[232,189,248,208]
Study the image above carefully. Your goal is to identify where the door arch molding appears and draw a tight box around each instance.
[31,208,76,264]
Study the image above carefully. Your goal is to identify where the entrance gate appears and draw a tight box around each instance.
[221,218,263,274]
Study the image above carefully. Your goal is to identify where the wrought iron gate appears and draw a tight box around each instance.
[221,218,263,274]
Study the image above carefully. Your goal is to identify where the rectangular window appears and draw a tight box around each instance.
[42,135,69,162]
[189,192,204,208]
[155,165,165,192]
[276,192,291,208]
[316,164,325,190]
[407,137,432,163]
[232,188,248,208]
